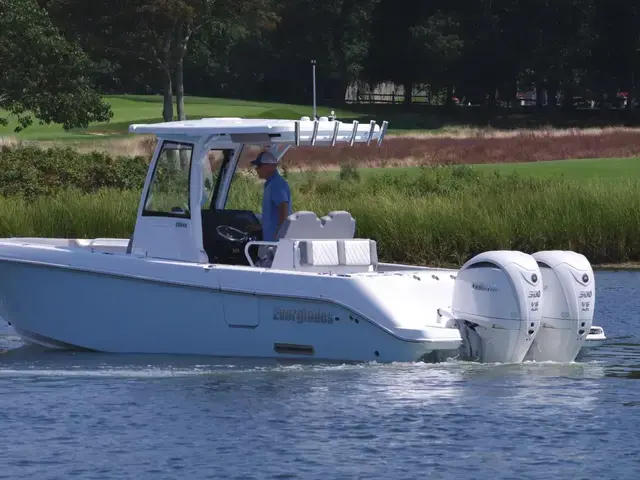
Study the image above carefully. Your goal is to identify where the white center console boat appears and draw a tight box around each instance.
[0,116,606,362]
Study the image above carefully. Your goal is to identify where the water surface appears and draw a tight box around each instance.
[1,270,639,479]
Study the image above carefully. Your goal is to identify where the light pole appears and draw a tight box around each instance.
[311,60,317,119]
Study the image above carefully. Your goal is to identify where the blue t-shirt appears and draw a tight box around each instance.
[262,171,292,241]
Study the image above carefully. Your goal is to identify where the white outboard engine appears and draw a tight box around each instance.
[524,250,595,362]
[450,251,542,363]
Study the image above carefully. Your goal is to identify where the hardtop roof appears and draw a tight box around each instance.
[128,117,388,146]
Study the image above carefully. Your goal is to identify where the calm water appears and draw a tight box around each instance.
[1,270,639,480]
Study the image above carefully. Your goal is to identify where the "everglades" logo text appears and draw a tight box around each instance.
[273,308,335,325]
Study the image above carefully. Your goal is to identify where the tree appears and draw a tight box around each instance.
[265,0,379,105]
[183,0,280,99]
[136,0,279,120]
[130,0,208,121]
[522,0,596,110]
[364,0,424,104]
[590,0,640,109]
[0,0,112,132]
[409,10,463,106]
[44,0,277,121]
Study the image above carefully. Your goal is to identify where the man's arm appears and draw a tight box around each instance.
[275,201,289,238]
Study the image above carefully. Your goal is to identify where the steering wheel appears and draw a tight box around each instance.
[216,225,250,243]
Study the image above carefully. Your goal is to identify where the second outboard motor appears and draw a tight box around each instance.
[525,250,595,362]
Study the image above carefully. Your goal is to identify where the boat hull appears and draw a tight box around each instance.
[0,257,459,363]
[0,242,606,364]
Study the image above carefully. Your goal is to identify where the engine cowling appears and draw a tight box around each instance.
[524,250,595,362]
[450,250,542,363]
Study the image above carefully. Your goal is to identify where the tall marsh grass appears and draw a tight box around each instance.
[2,165,639,266]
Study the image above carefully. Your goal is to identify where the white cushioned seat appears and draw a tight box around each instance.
[292,239,378,272]
[338,239,378,266]
[298,240,340,266]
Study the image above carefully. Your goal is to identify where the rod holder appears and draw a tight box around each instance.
[331,121,341,146]
[366,120,376,146]
[294,121,300,146]
[274,145,291,161]
[349,121,359,146]
[310,120,319,146]
[377,121,388,146]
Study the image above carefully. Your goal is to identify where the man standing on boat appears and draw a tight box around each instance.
[251,150,292,266]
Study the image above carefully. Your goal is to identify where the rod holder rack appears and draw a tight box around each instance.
[293,119,388,147]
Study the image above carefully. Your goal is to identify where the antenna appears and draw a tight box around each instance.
[311,60,317,120]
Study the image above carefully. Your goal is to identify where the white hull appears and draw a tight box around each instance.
[0,241,461,363]
[0,240,607,364]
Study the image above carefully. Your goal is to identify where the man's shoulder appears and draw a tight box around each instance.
[269,173,290,190]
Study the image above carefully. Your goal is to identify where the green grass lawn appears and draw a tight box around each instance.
[289,156,640,182]
[0,94,381,141]
[473,156,640,180]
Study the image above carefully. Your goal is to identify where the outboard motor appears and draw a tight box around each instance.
[450,251,542,363]
[525,250,595,362]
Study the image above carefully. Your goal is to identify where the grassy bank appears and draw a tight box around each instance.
[5,95,640,169]
[2,164,640,267]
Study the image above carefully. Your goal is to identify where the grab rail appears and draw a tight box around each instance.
[244,240,279,267]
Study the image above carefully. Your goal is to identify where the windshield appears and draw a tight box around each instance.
[143,141,194,218]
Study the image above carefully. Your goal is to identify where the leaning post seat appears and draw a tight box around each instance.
[264,210,377,272]
[267,238,378,272]
[297,239,378,270]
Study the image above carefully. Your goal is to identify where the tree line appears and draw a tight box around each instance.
[1,0,638,130]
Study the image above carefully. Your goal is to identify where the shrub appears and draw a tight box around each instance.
[0,145,148,199]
